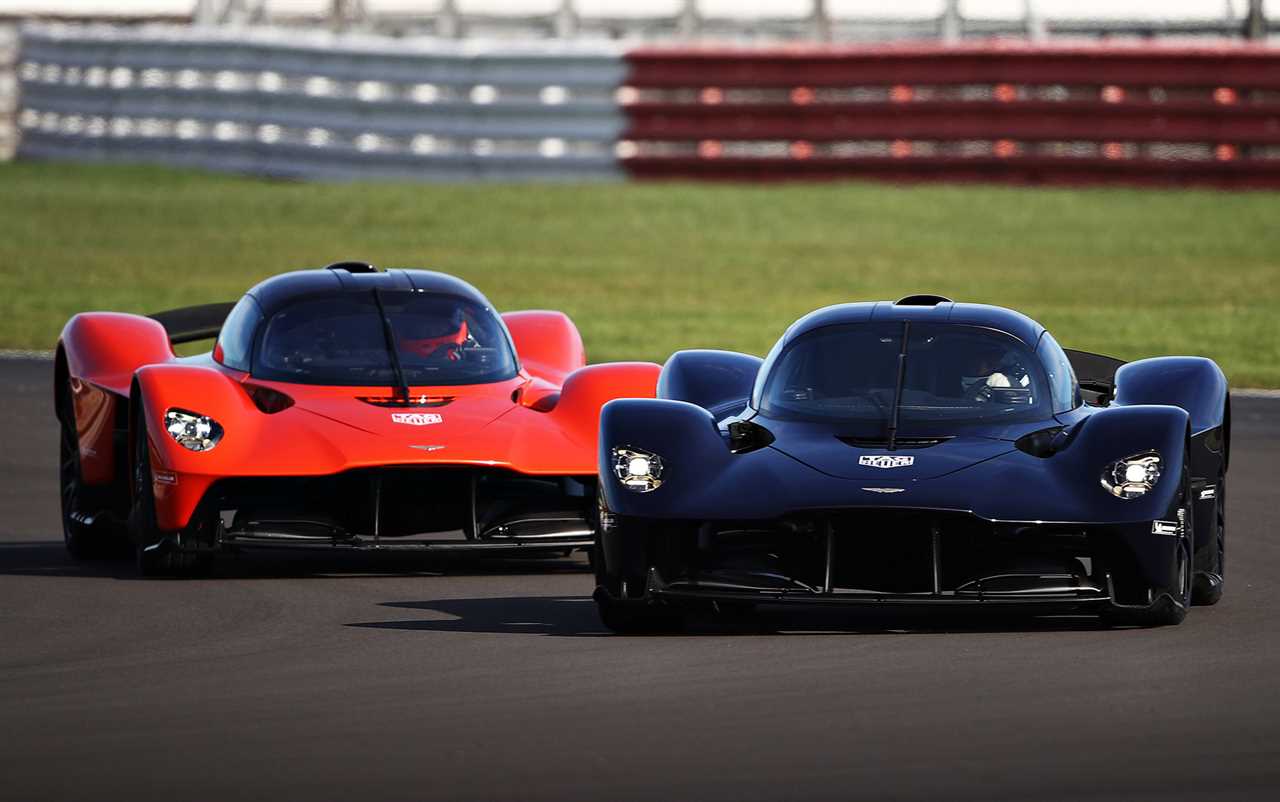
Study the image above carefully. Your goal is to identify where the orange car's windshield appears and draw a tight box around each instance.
[252,292,517,386]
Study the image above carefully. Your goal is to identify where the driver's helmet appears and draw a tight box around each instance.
[398,307,469,360]
[961,344,1028,393]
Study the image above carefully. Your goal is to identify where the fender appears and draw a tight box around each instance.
[551,362,662,448]
[133,364,258,531]
[599,398,730,517]
[502,310,586,386]
[1114,356,1228,436]
[972,404,1192,525]
[58,313,174,485]
[658,349,761,418]
[60,312,173,396]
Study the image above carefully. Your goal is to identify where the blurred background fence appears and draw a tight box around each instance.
[5,2,1279,184]
[16,27,625,180]
[621,45,1280,186]
[4,2,1275,43]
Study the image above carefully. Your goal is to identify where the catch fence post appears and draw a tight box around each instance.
[1245,0,1267,40]
[1024,0,1046,42]
[437,0,461,39]
[677,0,700,40]
[941,0,962,43]
[812,0,832,43]
[554,0,579,39]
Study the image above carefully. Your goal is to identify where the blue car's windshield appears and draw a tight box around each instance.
[760,323,1051,426]
[252,292,518,386]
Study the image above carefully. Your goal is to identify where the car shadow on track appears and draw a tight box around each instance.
[348,597,1115,637]
[0,540,592,581]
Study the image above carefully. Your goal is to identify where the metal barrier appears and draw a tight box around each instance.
[17,27,1280,187]
[619,44,1280,187]
[16,25,627,180]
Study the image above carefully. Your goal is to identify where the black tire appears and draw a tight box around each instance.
[1192,475,1225,606]
[58,378,118,559]
[1104,461,1194,628]
[592,487,682,634]
[130,403,214,578]
[595,595,684,635]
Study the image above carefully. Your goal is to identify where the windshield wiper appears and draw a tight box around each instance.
[371,288,411,404]
[886,320,910,451]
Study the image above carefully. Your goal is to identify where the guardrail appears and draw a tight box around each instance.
[619,44,1280,188]
[16,26,626,181]
[15,26,1280,187]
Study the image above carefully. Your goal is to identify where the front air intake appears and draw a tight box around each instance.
[895,294,953,306]
[324,261,379,274]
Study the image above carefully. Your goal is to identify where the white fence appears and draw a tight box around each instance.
[15,25,627,179]
[6,2,1275,42]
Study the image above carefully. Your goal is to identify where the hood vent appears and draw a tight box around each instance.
[837,435,952,449]
[357,395,454,409]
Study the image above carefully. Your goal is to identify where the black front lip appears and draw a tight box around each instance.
[621,567,1115,609]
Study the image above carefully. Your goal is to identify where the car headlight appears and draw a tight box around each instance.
[1101,451,1161,499]
[611,446,664,493]
[164,408,224,452]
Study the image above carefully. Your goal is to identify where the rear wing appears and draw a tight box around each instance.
[1064,348,1126,405]
[148,302,235,346]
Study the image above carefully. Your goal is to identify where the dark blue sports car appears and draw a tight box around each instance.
[595,295,1229,631]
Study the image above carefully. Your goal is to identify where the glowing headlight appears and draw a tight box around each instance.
[1102,451,1161,499]
[164,408,224,452]
[612,446,663,493]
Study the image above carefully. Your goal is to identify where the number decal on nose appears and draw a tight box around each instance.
[859,455,914,468]
[391,413,443,426]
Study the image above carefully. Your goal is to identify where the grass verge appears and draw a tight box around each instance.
[2,161,1278,386]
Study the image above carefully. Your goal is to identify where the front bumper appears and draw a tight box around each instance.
[598,508,1183,614]
[639,566,1113,609]
[153,465,597,555]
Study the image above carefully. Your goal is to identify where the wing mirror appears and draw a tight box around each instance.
[1015,422,1080,458]
[726,419,775,454]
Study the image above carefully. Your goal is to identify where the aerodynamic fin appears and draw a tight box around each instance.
[148,302,236,346]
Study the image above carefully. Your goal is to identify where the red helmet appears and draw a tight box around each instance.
[400,318,468,361]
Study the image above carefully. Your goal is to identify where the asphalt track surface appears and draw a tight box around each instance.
[2,357,1278,802]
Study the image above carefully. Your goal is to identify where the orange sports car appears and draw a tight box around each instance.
[56,262,659,575]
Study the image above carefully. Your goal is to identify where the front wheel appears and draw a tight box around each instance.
[1192,475,1226,606]
[594,592,684,635]
[130,404,214,578]
[1104,464,1194,628]
[592,488,681,634]
[58,378,120,559]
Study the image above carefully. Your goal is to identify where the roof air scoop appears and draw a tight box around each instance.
[895,294,953,306]
[325,261,379,274]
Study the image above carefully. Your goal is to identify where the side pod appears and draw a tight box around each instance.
[1114,357,1229,437]
[59,313,176,486]
[60,312,174,396]
[658,350,762,417]
[551,362,662,446]
[503,310,587,386]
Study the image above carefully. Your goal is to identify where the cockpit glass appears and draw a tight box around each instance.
[253,292,518,386]
[760,323,1052,425]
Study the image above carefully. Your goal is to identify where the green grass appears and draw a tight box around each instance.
[2,161,1279,386]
